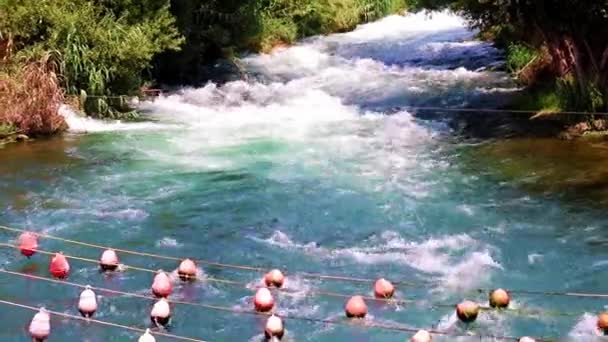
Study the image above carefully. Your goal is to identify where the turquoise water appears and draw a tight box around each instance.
[1,11,607,341]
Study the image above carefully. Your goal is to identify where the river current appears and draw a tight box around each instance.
[1,11,607,341]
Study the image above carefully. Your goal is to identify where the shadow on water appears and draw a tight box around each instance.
[461,137,608,205]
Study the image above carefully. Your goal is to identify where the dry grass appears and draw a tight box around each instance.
[0,56,67,136]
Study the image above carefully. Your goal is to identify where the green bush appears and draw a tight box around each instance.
[505,43,538,74]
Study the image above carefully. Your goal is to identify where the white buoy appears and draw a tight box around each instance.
[264,314,285,340]
[78,285,97,318]
[29,307,50,341]
[138,328,156,342]
[411,329,432,342]
[150,298,171,327]
[519,337,536,342]
[99,249,119,271]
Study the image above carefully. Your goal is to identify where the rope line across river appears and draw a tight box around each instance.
[0,270,558,342]
[2,225,608,300]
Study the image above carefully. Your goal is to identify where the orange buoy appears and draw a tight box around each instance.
[29,307,50,342]
[411,329,432,342]
[345,295,367,318]
[18,232,38,257]
[151,270,173,298]
[78,285,97,318]
[489,288,510,308]
[598,312,608,334]
[99,249,119,271]
[264,314,285,340]
[177,259,197,281]
[519,337,535,342]
[373,278,395,299]
[150,298,171,327]
[139,329,156,342]
[49,252,70,279]
[254,287,275,312]
[456,300,480,323]
[264,269,285,288]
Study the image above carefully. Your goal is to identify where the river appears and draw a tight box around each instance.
[0,11,606,341]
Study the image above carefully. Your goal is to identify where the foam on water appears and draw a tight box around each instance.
[255,230,500,292]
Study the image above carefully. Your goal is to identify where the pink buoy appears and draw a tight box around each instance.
[49,252,70,279]
[29,307,50,342]
[177,259,197,281]
[411,330,432,342]
[264,314,284,340]
[18,232,38,257]
[150,298,171,327]
[78,285,97,318]
[373,278,395,299]
[99,249,119,271]
[254,287,275,312]
[456,300,480,323]
[345,295,367,318]
[139,329,156,342]
[264,269,285,288]
[151,270,172,298]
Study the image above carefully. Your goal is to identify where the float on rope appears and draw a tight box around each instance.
[410,329,431,342]
[49,252,70,279]
[151,270,173,298]
[264,314,285,340]
[264,269,285,288]
[456,300,480,323]
[78,285,97,318]
[373,278,395,299]
[150,298,171,327]
[177,259,197,281]
[519,337,535,342]
[597,312,608,335]
[254,287,275,313]
[139,328,156,342]
[29,307,50,342]
[489,288,510,308]
[18,232,38,257]
[99,249,119,271]
[345,296,367,319]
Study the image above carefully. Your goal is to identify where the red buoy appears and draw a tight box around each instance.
[411,330,432,342]
[264,269,285,288]
[489,288,510,308]
[345,295,367,318]
[49,252,70,279]
[177,259,197,281]
[78,285,97,318]
[598,312,608,334]
[29,307,50,342]
[18,232,38,257]
[373,278,395,299]
[254,288,275,312]
[264,314,285,340]
[456,300,480,323]
[139,329,156,342]
[99,249,119,271]
[151,270,172,298]
[150,298,171,327]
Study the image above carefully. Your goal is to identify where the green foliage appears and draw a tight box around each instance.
[505,43,538,74]
[0,124,17,137]
[0,0,182,104]
[154,0,408,84]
